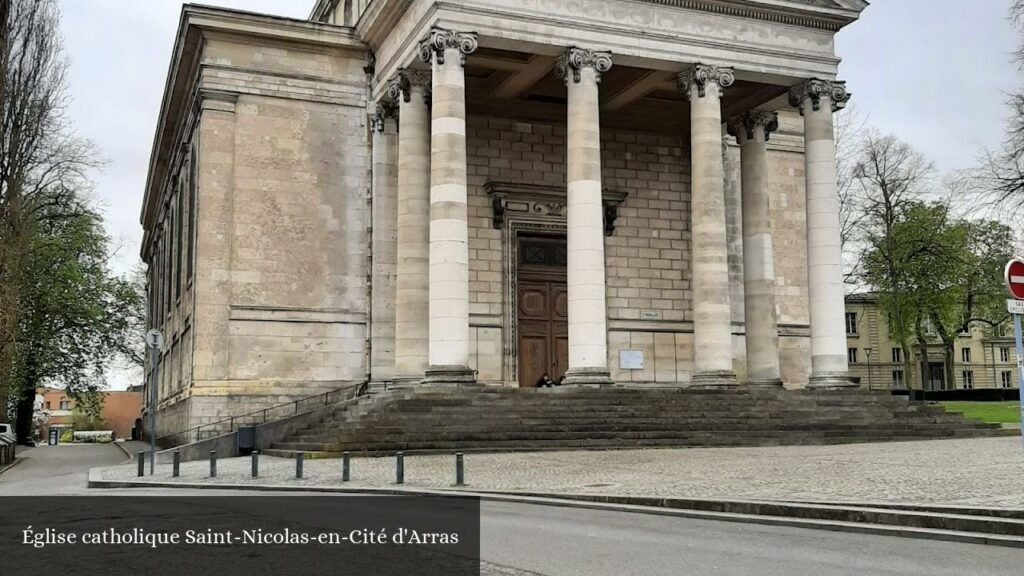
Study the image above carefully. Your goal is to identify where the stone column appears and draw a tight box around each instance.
[679,64,738,388]
[555,47,614,386]
[418,28,478,385]
[789,79,855,388]
[369,101,399,384]
[388,70,432,383]
[727,111,783,387]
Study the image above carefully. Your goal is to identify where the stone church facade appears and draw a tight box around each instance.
[141,0,868,437]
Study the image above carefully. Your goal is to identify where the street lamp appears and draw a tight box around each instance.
[864,347,873,391]
[145,329,163,475]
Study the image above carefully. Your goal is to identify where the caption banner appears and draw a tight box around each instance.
[1,496,481,575]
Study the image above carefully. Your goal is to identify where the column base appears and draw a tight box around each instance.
[744,378,784,388]
[421,365,478,387]
[561,368,614,387]
[806,372,857,389]
[691,370,739,388]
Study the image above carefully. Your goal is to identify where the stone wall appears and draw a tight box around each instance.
[153,33,372,435]
[464,112,811,387]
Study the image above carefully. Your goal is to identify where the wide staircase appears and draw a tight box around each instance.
[262,387,1015,458]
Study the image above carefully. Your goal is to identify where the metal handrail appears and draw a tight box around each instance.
[155,381,368,446]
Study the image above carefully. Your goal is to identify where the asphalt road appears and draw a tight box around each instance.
[2,444,1022,574]
[0,442,128,495]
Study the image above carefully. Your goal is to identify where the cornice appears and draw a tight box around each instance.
[636,0,863,31]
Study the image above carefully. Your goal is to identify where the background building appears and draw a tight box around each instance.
[35,387,143,439]
[845,293,1020,391]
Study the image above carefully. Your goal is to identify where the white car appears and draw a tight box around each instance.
[0,423,14,441]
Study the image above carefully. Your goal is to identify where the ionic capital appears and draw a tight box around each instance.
[788,78,851,114]
[677,64,734,99]
[386,69,431,103]
[371,101,398,132]
[418,27,478,67]
[554,47,613,84]
[727,111,780,142]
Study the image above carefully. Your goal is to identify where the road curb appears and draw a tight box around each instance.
[0,456,24,477]
[112,441,133,463]
[85,469,1024,548]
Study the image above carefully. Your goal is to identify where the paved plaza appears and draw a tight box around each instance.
[97,436,1024,507]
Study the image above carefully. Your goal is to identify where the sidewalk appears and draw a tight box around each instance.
[93,436,1024,507]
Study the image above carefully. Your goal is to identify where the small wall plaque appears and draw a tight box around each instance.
[640,310,662,321]
[619,350,644,370]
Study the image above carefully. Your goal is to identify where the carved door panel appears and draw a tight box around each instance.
[552,284,569,380]
[518,282,551,388]
[516,237,568,387]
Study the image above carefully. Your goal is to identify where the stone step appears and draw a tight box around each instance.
[307,416,975,436]
[274,427,1000,451]
[310,412,966,430]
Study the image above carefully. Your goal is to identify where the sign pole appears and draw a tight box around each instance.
[1005,257,1024,450]
[1015,312,1024,450]
[146,329,163,476]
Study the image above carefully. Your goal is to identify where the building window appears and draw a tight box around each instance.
[961,369,974,389]
[891,369,905,388]
[1001,371,1013,389]
[961,348,971,363]
[44,401,51,410]
[891,348,903,363]
[187,148,197,282]
[59,399,70,410]
[848,348,858,363]
[959,323,971,336]
[845,312,857,336]
[175,183,184,299]
[1001,347,1010,363]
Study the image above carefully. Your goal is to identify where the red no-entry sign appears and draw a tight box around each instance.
[1007,258,1024,300]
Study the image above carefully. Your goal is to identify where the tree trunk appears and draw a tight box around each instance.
[14,384,33,443]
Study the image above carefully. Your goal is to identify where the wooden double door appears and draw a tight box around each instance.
[517,237,569,387]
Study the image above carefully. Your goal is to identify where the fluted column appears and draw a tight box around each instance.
[369,101,399,383]
[727,111,783,387]
[387,70,431,383]
[789,79,855,388]
[679,64,738,388]
[418,28,478,385]
[555,47,614,386]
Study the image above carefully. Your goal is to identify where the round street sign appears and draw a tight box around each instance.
[1007,258,1024,300]
[145,329,164,350]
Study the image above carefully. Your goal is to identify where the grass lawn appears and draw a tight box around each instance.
[939,401,1021,424]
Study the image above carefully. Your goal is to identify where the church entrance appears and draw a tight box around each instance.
[516,236,568,387]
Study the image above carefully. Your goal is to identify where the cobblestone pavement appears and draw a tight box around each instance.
[98,436,1024,507]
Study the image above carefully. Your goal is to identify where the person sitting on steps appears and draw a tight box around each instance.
[536,373,556,388]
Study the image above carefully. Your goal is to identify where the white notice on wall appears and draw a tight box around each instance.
[619,350,644,370]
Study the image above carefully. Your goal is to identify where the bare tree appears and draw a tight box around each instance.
[834,104,868,287]
[975,1,1024,216]
[0,0,96,422]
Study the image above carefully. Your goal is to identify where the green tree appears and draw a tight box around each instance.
[855,133,934,385]
[1,0,96,421]
[10,187,141,442]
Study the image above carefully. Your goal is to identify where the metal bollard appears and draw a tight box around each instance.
[342,451,350,482]
[455,452,464,486]
[296,452,304,479]
[137,451,145,477]
[209,450,217,477]
[252,451,259,478]
[396,452,404,484]
[172,450,181,478]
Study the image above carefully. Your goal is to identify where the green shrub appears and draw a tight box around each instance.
[96,436,112,444]
[59,429,74,443]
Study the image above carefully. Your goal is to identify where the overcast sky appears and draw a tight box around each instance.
[58,1,1020,387]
